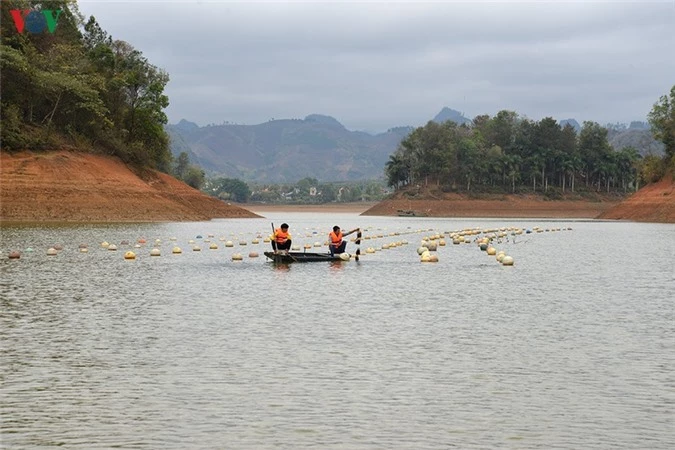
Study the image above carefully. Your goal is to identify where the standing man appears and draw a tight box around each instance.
[273,223,292,254]
[328,225,359,256]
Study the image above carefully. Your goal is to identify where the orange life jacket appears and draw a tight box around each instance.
[329,230,343,247]
[275,228,290,243]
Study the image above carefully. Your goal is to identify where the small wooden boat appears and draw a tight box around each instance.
[397,209,427,217]
[263,251,343,263]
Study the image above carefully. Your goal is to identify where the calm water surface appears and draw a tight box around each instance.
[1,213,674,449]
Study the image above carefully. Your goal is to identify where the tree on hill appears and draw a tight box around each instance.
[647,85,675,173]
[1,0,172,172]
[386,110,641,195]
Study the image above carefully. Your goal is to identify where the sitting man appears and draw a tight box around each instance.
[328,225,360,256]
[272,223,292,253]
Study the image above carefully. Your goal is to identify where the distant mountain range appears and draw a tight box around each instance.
[167,109,663,183]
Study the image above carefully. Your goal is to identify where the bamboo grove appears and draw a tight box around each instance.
[1,0,172,171]
[386,89,675,195]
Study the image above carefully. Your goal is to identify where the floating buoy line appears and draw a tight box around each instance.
[4,224,571,267]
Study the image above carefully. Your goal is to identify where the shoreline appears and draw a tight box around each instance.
[241,199,615,219]
[240,202,378,214]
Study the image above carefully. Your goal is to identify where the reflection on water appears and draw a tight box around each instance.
[1,215,674,449]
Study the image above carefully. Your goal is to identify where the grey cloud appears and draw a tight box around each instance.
[78,0,675,132]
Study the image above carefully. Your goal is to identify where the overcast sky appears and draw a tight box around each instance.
[77,0,674,133]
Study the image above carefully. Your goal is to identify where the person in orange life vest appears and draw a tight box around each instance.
[328,225,359,256]
[272,223,292,253]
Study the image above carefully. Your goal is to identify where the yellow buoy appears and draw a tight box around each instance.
[80,247,89,253]
[101,241,109,248]
[209,243,218,250]
[193,246,201,251]
[124,251,136,260]
[232,253,243,261]
[172,246,182,254]
[487,247,497,256]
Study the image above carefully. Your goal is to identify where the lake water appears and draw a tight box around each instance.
[1,212,674,449]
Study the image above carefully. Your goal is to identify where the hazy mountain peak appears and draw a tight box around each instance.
[432,107,471,125]
[173,119,200,133]
[559,118,581,131]
[304,114,345,128]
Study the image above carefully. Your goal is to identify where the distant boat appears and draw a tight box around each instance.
[397,209,427,217]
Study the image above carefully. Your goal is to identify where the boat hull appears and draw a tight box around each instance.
[263,251,343,263]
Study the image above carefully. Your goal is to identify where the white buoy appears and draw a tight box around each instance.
[225,241,234,247]
[339,253,350,261]
[80,247,88,253]
[108,244,118,251]
[248,252,259,258]
[193,246,201,251]
[502,255,514,266]
[417,246,427,255]
[150,248,161,256]
[47,248,57,256]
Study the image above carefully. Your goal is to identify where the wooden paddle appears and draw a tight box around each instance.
[270,222,277,252]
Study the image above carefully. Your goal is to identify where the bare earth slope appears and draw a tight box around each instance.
[362,190,620,219]
[1,151,260,222]
[597,176,674,223]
